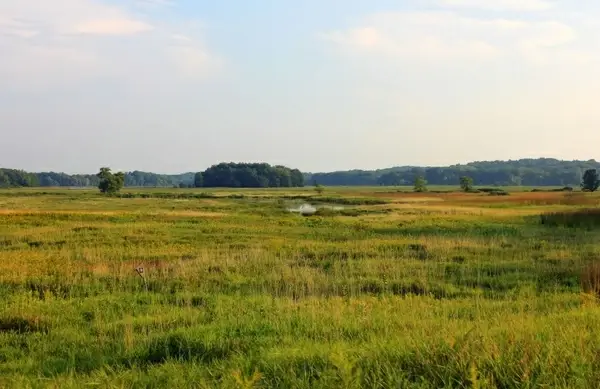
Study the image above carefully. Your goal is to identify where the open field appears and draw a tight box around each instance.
[1,188,600,388]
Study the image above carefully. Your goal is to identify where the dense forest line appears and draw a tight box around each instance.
[0,169,195,188]
[202,163,304,188]
[0,163,304,188]
[307,159,600,187]
[1,158,598,188]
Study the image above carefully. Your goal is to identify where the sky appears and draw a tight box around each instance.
[1,0,599,173]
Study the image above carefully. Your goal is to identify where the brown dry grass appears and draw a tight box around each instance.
[155,210,225,217]
[368,191,600,207]
[0,209,122,216]
[581,262,600,299]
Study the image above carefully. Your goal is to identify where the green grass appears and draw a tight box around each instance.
[1,188,600,388]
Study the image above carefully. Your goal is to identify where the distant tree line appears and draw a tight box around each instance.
[0,169,196,188]
[2,158,598,189]
[0,169,39,187]
[37,172,99,187]
[199,163,304,188]
[0,163,304,189]
[307,159,600,187]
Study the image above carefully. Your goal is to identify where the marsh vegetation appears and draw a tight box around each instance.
[1,187,600,388]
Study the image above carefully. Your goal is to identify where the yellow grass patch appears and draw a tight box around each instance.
[0,209,225,218]
[156,210,226,217]
[0,209,121,216]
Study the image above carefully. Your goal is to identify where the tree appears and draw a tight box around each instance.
[314,184,325,195]
[581,169,600,192]
[202,163,303,188]
[194,172,204,188]
[97,167,124,194]
[460,176,474,192]
[414,176,427,192]
[290,169,305,187]
[308,158,600,187]
[378,171,403,186]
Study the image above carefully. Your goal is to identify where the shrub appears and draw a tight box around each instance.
[533,187,575,193]
[477,188,509,195]
[488,190,509,196]
[414,176,427,192]
[459,176,474,192]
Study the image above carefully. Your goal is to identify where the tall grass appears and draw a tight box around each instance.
[0,189,599,387]
[540,208,600,228]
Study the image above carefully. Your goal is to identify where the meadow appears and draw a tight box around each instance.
[1,187,600,388]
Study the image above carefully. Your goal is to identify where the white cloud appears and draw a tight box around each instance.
[321,11,581,64]
[168,39,222,80]
[0,0,220,90]
[73,18,153,35]
[439,0,554,11]
[0,17,38,38]
[134,0,175,9]
[171,34,193,42]
[0,0,151,36]
[317,5,600,168]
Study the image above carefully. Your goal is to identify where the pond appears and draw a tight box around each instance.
[287,203,344,216]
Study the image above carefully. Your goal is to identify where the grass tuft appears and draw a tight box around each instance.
[0,316,48,334]
[581,262,600,299]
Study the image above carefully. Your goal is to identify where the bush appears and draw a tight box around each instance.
[476,188,509,195]
[532,187,574,193]
[488,190,509,196]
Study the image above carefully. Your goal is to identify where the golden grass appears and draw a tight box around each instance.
[0,209,122,216]
[157,210,225,217]
[0,188,599,387]
[581,262,600,299]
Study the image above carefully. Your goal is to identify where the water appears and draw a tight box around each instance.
[288,204,317,215]
[287,203,344,216]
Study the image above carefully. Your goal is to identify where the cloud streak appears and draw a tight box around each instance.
[438,0,554,11]
[73,18,153,35]
[321,11,580,64]
[0,0,220,90]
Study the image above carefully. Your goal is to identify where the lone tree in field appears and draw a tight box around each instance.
[314,183,325,195]
[97,167,125,194]
[460,176,474,192]
[581,169,600,192]
[413,176,427,192]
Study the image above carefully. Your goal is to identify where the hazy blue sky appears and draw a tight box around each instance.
[1,0,599,173]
